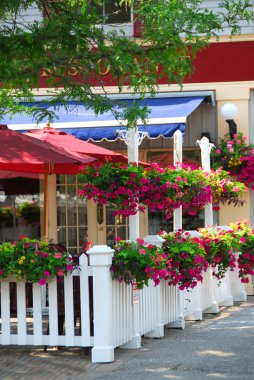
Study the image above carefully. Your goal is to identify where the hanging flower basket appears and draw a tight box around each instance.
[17,201,40,226]
[139,164,213,218]
[207,169,247,211]
[212,132,254,189]
[79,162,246,218]
[0,207,14,226]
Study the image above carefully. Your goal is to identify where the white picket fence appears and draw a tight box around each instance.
[0,237,247,363]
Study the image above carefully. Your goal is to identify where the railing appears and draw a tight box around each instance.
[0,235,247,364]
[0,254,93,348]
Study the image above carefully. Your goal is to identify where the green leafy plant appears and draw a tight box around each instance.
[0,236,76,285]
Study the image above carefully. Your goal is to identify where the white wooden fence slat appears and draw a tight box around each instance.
[47,278,59,346]
[32,283,43,345]
[0,281,11,344]
[64,274,75,346]
[79,254,91,347]
[17,281,27,345]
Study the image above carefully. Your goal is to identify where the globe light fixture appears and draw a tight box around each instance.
[220,103,238,138]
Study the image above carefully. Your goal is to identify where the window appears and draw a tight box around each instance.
[95,0,131,24]
[57,175,88,256]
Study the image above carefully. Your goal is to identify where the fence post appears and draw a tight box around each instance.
[196,136,214,227]
[145,235,186,330]
[230,252,247,302]
[184,230,203,321]
[173,130,183,231]
[88,245,114,363]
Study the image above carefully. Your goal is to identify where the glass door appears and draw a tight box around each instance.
[56,175,88,256]
[105,206,129,247]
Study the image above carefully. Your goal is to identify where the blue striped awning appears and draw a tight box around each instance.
[3,96,205,141]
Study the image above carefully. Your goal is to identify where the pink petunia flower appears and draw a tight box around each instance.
[54,252,62,259]
[136,238,145,245]
[38,278,46,286]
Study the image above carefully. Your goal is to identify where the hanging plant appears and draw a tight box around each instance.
[79,162,213,218]
[17,201,40,226]
[207,169,247,211]
[141,164,212,218]
[0,206,14,226]
[212,132,254,189]
[79,162,145,217]
[79,162,245,219]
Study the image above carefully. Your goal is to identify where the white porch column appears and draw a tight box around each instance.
[46,174,57,241]
[196,136,215,227]
[88,245,114,363]
[173,130,183,231]
[117,128,148,241]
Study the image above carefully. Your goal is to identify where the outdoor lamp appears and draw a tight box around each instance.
[220,103,238,138]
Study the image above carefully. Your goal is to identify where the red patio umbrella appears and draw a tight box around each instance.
[0,128,96,174]
[0,127,97,239]
[26,126,129,163]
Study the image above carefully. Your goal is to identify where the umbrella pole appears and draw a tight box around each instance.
[43,171,48,241]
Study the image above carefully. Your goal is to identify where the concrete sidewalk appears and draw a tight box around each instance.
[0,297,254,380]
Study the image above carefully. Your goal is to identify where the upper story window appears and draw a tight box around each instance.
[94,0,131,24]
